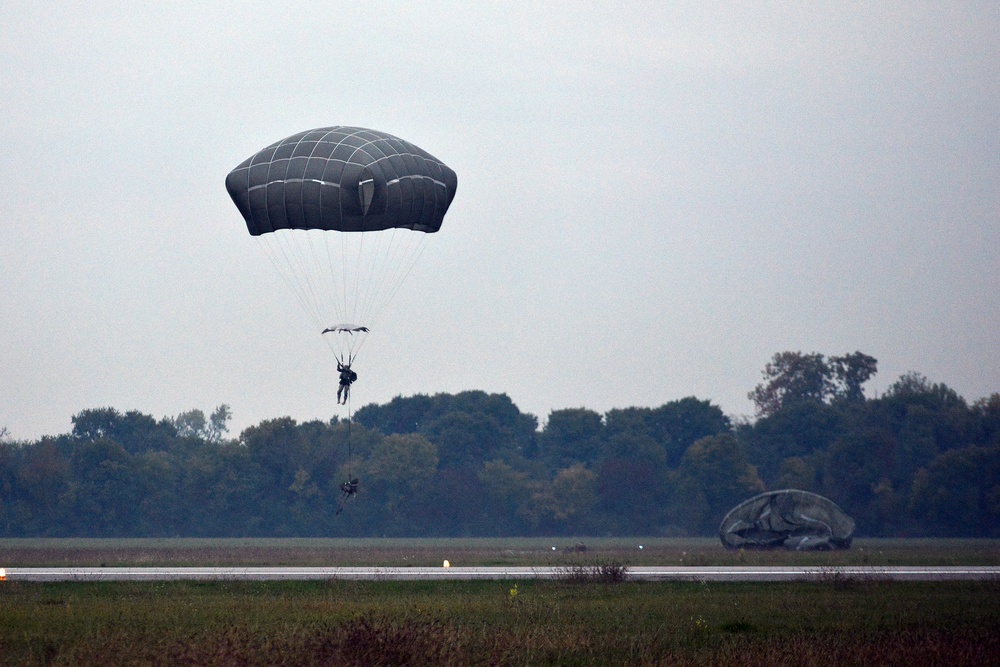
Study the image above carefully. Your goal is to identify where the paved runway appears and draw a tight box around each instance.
[4,565,998,582]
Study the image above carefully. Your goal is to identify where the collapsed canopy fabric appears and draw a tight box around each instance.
[719,489,855,551]
[226,127,458,236]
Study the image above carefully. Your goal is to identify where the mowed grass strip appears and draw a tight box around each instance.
[2,537,999,567]
[1,579,998,666]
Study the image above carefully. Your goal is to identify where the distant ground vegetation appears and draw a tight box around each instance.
[2,576,998,665]
[2,537,999,567]
[1,351,997,538]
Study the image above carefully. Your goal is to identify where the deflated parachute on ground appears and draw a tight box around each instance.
[719,489,855,551]
[225,127,457,363]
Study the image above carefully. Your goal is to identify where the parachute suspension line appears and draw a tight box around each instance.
[373,232,431,323]
[303,230,340,324]
[356,227,382,326]
[346,385,353,480]
[256,224,430,366]
[320,226,430,348]
[294,231,323,320]
[336,228,370,362]
[350,230,430,335]
[351,225,368,327]
[359,227,412,327]
[258,233,324,330]
[349,228,430,332]
[338,227,352,324]
[265,230,350,331]
[286,231,324,325]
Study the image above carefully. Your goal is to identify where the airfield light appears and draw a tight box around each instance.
[0,567,6,581]
[443,560,450,568]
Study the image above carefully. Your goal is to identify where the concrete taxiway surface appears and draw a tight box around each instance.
[4,566,998,582]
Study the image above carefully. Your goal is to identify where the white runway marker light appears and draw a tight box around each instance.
[443,560,450,568]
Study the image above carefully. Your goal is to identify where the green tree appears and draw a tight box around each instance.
[421,411,505,470]
[241,418,309,491]
[64,438,138,535]
[748,351,878,418]
[670,434,765,534]
[417,468,486,536]
[877,372,974,453]
[171,405,232,443]
[740,401,845,485]
[973,394,1000,446]
[365,433,439,489]
[478,459,534,535]
[132,450,183,535]
[749,352,834,417]
[13,439,70,534]
[362,433,439,531]
[538,408,604,467]
[776,454,822,491]
[354,393,436,434]
[651,398,732,467]
[829,352,878,403]
[179,441,253,536]
[595,453,667,535]
[207,404,233,443]
[174,409,208,439]
[909,445,1000,536]
[548,463,598,532]
[71,407,126,441]
[820,424,908,534]
[73,408,176,454]
[0,440,15,534]
[355,391,538,462]
[238,418,316,534]
[520,464,598,534]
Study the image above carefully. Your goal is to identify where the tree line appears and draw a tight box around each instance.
[1,352,997,537]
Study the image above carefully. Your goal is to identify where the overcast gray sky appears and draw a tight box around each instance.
[2,2,998,441]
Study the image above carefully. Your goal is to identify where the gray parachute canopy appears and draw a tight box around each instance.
[719,489,855,551]
[225,126,458,236]
[224,127,457,364]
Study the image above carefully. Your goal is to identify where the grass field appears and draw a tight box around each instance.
[2,578,998,665]
[2,536,999,567]
[2,539,999,665]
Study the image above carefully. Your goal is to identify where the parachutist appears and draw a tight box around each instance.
[340,478,359,499]
[227,126,456,413]
[335,479,358,515]
[337,361,357,404]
